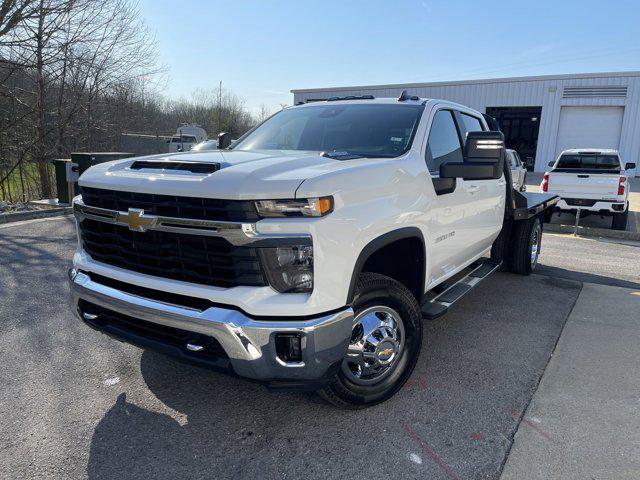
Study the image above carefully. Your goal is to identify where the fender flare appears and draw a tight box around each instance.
[346,227,426,304]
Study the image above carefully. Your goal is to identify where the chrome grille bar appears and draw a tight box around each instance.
[73,198,311,247]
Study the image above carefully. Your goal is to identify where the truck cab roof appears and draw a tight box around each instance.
[292,97,483,117]
[559,148,619,156]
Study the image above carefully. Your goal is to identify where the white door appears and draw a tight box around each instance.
[423,109,502,286]
[555,106,624,158]
[456,111,505,258]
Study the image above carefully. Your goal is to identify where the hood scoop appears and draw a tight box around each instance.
[129,160,220,174]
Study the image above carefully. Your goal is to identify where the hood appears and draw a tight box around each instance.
[78,149,356,200]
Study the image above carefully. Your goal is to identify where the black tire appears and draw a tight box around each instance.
[612,208,628,231]
[318,273,422,409]
[509,216,542,276]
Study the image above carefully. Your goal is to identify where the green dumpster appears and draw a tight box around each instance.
[72,152,133,176]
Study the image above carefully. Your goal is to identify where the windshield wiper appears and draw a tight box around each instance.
[321,151,365,160]
[321,150,401,160]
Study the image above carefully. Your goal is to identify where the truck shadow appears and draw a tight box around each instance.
[86,351,327,480]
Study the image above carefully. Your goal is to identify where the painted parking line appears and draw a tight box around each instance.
[508,406,555,443]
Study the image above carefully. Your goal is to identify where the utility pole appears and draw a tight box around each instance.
[217,80,222,134]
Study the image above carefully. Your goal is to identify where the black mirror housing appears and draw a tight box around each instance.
[440,131,504,180]
[218,132,233,149]
[440,162,502,180]
[463,131,505,163]
[625,162,636,170]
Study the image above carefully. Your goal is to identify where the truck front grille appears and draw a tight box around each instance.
[80,187,259,222]
[79,218,267,288]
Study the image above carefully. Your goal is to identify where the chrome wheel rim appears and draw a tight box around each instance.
[530,223,541,268]
[341,306,405,386]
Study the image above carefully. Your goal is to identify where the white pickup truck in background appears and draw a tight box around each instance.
[542,149,635,230]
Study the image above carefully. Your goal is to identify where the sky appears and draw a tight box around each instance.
[138,0,640,115]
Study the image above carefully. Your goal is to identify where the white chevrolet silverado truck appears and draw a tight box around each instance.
[68,94,558,408]
[542,149,635,230]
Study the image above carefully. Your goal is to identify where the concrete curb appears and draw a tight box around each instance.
[0,207,73,224]
[544,222,640,241]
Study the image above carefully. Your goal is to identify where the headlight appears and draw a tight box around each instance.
[255,197,333,218]
[259,245,313,293]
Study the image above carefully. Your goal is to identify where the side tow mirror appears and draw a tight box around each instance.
[218,132,233,149]
[625,162,636,170]
[440,131,505,180]
[463,131,504,163]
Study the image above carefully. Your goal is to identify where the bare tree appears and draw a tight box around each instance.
[258,103,271,123]
[0,0,262,201]
[0,0,39,41]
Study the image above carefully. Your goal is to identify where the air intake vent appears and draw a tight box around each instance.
[562,86,627,98]
[130,160,220,174]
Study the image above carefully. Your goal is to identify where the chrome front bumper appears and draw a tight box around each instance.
[69,270,353,386]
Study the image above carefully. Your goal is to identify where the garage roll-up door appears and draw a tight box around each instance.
[555,106,624,158]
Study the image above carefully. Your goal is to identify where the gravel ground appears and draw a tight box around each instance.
[2,217,636,480]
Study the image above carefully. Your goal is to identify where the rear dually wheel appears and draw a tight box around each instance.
[509,216,542,276]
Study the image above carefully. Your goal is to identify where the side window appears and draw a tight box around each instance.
[457,113,485,148]
[459,113,484,139]
[425,110,463,174]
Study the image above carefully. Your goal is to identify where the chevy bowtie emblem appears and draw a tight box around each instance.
[378,348,394,358]
[117,208,157,232]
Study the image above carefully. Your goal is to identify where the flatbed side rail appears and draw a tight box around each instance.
[509,190,559,221]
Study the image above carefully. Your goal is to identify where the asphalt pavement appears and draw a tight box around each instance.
[0,216,638,480]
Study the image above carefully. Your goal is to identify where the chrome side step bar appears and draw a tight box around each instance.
[421,259,501,320]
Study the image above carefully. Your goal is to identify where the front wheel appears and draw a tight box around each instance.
[318,273,423,409]
[509,216,542,275]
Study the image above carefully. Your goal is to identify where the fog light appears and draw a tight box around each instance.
[275,334,303,363]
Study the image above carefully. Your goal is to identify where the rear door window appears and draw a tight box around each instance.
[459,113,484,140]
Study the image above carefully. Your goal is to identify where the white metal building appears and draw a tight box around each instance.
[292,71,640,176]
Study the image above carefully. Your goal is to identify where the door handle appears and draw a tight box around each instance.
[577,174,589,178]
[467,185,480,194]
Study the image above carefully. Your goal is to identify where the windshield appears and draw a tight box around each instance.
[232,103,424,158]
[556,154,620,170]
